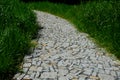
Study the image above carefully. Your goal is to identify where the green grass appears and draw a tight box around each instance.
[0,0,38,79]
[26,0,120,59]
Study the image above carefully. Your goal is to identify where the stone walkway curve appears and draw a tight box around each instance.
[13,10,120,80]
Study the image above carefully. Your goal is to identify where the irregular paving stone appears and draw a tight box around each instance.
[37,61,42,66]
[37,67,43,72]
[92,71,97,76]
[117,71,120,76]
[22,79,32,80]
[49,65,55,72]
[24,55,32,59]
[98,64,103,69]
[29,66,37,71]
[78,75,87,80]
[90,76,100,80]
[58,76,68,80]
[35,71,40,78]
[16,74,25,80]
[27,71,34,75]
[32,60,37,65]
[72,77,78,80]
[23,68,29,72]
[66,73,74,79]
[58,69,68,76]
[110,71,117,76]
[104,69,110,74]
[58,60,64,66]
[98,74,115,80]
[23,75,30,79]
[83,69,93,75]
[13,73,21,79]
[23,63,31,68]
[62,43,69,48]
[40,72,57,78]
[98,69,105,74]
[29,72,36,79]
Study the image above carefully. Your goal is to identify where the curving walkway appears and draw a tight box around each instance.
[13,10,120,80]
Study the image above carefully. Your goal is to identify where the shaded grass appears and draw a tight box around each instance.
[27,1,120,59]
[0,0,38,79]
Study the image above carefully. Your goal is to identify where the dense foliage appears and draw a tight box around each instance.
[21,0,95,5]
[0,0,38,79]
[79,1,120,58]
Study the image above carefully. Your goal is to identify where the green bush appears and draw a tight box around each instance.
[20,0,93,5]
[0,27,30,79]
[79,1,120,58]
[0,0,38,79]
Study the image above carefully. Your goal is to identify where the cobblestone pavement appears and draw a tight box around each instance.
[13,10,120,80]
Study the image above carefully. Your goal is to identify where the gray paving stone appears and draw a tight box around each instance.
[13,73,21,79]
[92,71,97,76]
[23,63,31,68]
[37,67,43,72]
[62,43,69,48]
[117,71,120,76]
[98,74,115,80]
[23,75,30,79]
[32,60,37,65]
[29,72,36,79]
[40,72,57,78]
[66,73,74,79]
[110,71,117,76]
[98,64,103,69]
[37,61,42,66]
[58,69,68,76]
[98,69,105,74]
[58,60,64,66]
[23,67,29,72]
[49,65,55,72]
[105,69,110,74]
[58,76,68,80]
[24,55,32,59]
[29,66,37,71]
[16,74,25,80]
[35,71,40,78]
[78,75,87,80]
[83,69,93,75]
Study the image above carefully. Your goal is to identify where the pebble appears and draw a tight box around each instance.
[13,10,120,80]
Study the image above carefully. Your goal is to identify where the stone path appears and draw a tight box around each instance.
[13,10,120,80]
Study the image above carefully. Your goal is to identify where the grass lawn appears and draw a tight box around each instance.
[26,0,120,59]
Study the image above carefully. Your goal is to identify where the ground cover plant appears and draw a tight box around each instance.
[0,0,38,79]
[27,0,120,59]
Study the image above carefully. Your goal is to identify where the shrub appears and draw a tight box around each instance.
[0,0,38,79]
[20,0,94,5]
[79,1,120,58]
[0,27,30,79]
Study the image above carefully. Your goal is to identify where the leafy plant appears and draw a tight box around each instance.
[0,0,38,79]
